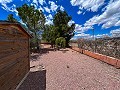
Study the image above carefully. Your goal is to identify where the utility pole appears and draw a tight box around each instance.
[92,28,94,40]
[92,28,96,52]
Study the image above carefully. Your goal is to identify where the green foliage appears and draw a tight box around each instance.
[17,4,45,51]
[7,14,17,22]
[42,25,60,45]
[53,10,71,26]
[42,10,75,48]
[17,4,45,31]
[55,37,66,48]
[53,10,75,47]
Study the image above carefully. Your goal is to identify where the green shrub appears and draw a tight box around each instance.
[55,37,66,49]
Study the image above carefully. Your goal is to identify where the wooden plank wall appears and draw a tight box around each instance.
[0,25,30,90]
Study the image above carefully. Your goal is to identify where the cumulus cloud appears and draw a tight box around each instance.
[73,33,110,40]
[19,19,26,25]
[77,10,82,15]
[38,0,46,5]
[75,24,93,33]
[49,1,58,12]
[115,20,120,26]
[84,0,120,29]
[0,0,18,16]
[47,14,53,20]
[75,33,90,37]
[45,14,53,25]
[44,1,59,13]
[45,19,53,25]
[70,0,105,12]
[38,6,44,12]
[33,0,46,5]
[60,6,64,11]
[44,7,51,13]
[0,0,13,10]
[110,28,120,37]
[74,33,91,39]
[95,34,109,38]
[0,0,13,4]
[102,18,119,29]
[73,23,93,40]
[68,20,75,26]
[33,0,38,5]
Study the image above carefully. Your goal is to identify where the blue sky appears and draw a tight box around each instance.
[0,0,120,39]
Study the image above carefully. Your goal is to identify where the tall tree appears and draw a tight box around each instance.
[53,10,75,47]
[17,4,45,50]
[7,14,17,22]
[42,25,60,47]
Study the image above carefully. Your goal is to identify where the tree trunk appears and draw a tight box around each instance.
[34,22,40,52]
[66,40,70,48]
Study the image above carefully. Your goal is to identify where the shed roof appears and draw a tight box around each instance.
[0,21,32,37]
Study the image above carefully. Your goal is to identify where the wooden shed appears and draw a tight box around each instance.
[0,21,31,90]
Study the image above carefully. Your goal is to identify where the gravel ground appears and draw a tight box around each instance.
[18,45,120,90]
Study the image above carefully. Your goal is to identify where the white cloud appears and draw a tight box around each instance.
[73,23,93,40]
[84,0,120,29]
[102,17,119,29]
[73,33,110,40]
[84,15,98,27]
[1,3,18,16]
[0,0,13,10]
[74,33,91,39]
[95,34,103,38]
[33,0,46,6]
[31,3,37,9]
[75,33,90,37]
[70,0,105,12]
[75,24,82,31]
[45,19,53,25]
[38,0,46,5]
[95,34,109,38]
[115,20,120,26]
[0,0,18,15]
[68,20,75,26]
[110,28,120,37]
[47,14,53,20]
[75,24,93,33]
[60,6,64,11]
[45,14,53,25]
[33,0,38,5]
[44,7,51,13]
[19,19,26,25]
[0,0,13,4]
[77,10,82,15]
[49,1,58,12]
[38,6,44,12]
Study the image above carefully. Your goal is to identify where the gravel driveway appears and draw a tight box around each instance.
[18,45,120,90]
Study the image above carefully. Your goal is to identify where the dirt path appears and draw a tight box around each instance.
[18,46,120,90]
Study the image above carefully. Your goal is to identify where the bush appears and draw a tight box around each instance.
[55,37,66,49]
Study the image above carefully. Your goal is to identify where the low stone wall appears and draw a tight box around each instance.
[71,46,120,68]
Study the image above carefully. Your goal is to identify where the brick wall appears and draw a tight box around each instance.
[71,47,120,68]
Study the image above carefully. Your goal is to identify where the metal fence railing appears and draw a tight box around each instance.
[70,37,120,59]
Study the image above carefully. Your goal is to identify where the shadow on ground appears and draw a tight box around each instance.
[30,48,55,61]
[18,70,46,90]
[30,48,69,61]
[40,48,55,54]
